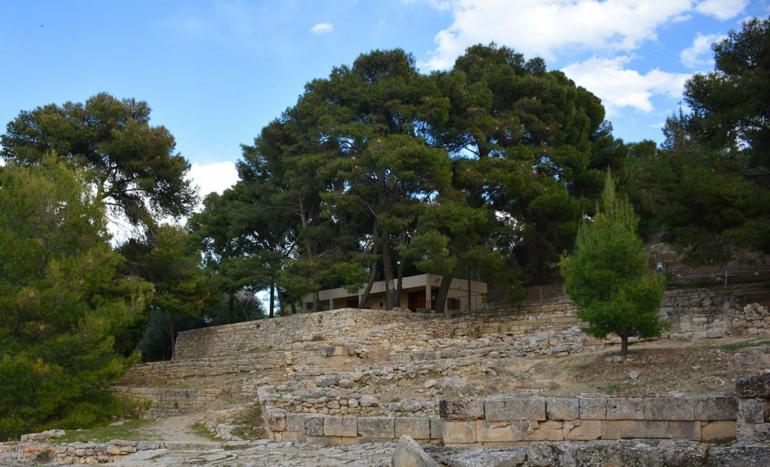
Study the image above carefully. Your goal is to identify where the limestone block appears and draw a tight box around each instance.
[475,420,526,443]
[265,409,287,432]
[526,420,564,441]
[439,398,484,420]
[701,421,736,441]
[484,397,546,421]
[545,397,579,421]
[324,416,357,437]
[286,413,306,432]
[738,398,768,424]
[619,420,700,439]
[644,397,694,420]
[395,418,431,440]
[695,396,737,421]
[442,421,477,444]
[429,418,443,440]
[564,420,602,441]
[579,397,607,420]
[606,398,644,420]
[391,435,439,467]
[357,417,395,439]
[304,414,326,436]
[736,372,770,398]
[324,436,358,446]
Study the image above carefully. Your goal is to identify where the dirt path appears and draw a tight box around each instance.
[138,414,214,444]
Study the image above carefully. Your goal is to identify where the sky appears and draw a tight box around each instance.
[1,0,768,200]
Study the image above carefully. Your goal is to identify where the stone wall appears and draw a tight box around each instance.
[261,395,738,446]
[112,386,229,417]
[172,283,770,362]
[0,439,169,465]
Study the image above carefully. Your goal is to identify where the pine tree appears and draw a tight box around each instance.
[560,172,666,356]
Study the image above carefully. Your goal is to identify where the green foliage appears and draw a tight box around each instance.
[632,19,770,263]
[0,157,150,440]
[682,18,770,170]
[1,93,196,229]
[561,172,666,355]
[631,145,770,264]
[120,225,217,359]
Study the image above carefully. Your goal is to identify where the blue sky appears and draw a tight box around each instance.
[1,0,768,197]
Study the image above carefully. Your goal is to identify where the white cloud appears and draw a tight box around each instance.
[562,56,690,114]
[310,22,334,34]
[188,161,239,202]
[421,0,695,69]
[695,0,748,20]
[680,33,723,68]
[106,161,239,244]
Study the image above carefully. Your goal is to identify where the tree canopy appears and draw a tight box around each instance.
[1,93,197,231]
[561,172,666,356]
[0,156,151,439]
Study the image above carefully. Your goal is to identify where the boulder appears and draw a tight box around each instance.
[391,435,439,467]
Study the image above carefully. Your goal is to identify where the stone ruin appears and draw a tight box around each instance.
[4,282,770,464]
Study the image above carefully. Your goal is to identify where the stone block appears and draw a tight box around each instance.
[606,398,644,420]
[442,421,477,444]
[286,413,306,432]
[695,396,737,421]
[395,418,431,440]
[429,418,443,440]
[602,421,622,439]
[564,420,602,441]
[738,399,768,424]
[439,398,484,420]
[357,417,395,439]
[701,421,736,441]
[304,414,326,436]
[325,436,358,446]
[484,397,546,421]
[579,397,607,420]
[475,420,526,443]
[546,397,578,421]
[392,435,439,467]
[265,409,287,432]
[526,420,564,441]
[324,416,357,437]
[619,420,700,439]
[736,373,770,398]
[644,397,694,420]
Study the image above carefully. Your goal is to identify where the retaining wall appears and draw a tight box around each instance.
[173,283,770,361]
[262,395,738,446]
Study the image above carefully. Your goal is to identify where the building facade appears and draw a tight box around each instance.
[301,273,487,312]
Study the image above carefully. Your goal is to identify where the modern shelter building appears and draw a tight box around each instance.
[301,273,487,312]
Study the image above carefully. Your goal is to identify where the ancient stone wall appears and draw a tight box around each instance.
[173,283,770,361]
[262,395,738,446]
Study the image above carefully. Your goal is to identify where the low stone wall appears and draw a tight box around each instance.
[262,395,738,446]
[173,283,770,361]
[112,386,228,417]
[0,439,167,465]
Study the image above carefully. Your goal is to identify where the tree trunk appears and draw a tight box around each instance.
[467,275,472,312]
[359,254,379,308]
[620,335,629,356]
[382,239,395,309]
[228,291,235,323]
[269,283,275,318]
[396,258,405,308]
[290,301,297,314]
[276,288,284,316]
[435,273,454,317]
[168,311,176,360]
[313,291,320,313]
